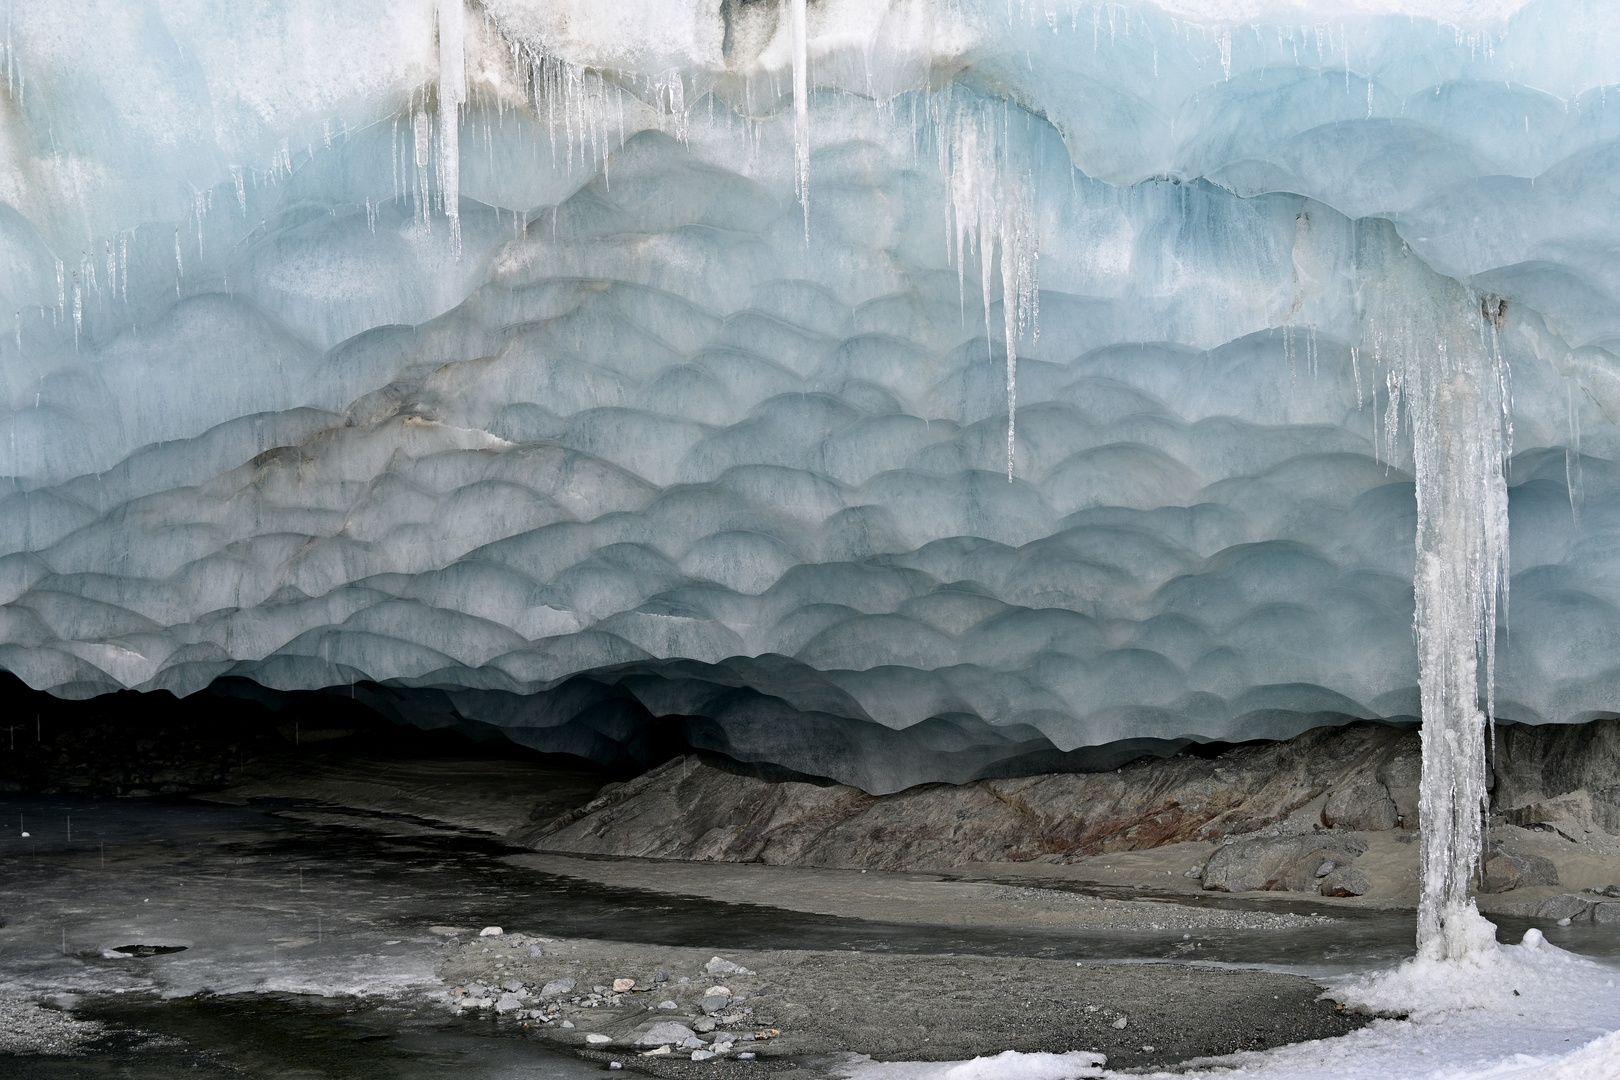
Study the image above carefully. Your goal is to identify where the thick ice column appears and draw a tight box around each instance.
[438,0,466,255]
[1357,222,1509,961]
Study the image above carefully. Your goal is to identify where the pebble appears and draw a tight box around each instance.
[586,1034,613,1045]
[561,1021,575,1029]
[1142,1045,1155,1052]
[541,978,577,998]
[694,1018,717,1033]
[609,1063,623,1070]
[701,995,730,1014]
[480,927,504,937]
[496,994,524,1014]
[613,978,636,993]
[692,1050,716,1061]
[738,1052,757,1061]
[654,971,670,983]
[658,1001,678,1010]
[1112,1016,1128,1029]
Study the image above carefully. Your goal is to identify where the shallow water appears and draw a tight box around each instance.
[8,993,608,1080]
[3,794,1617,1075]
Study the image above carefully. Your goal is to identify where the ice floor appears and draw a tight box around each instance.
[2,795,1617,1079]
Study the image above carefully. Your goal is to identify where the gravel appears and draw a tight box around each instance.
[436,931,1369,1075]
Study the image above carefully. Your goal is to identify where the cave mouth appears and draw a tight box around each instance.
[0,670,1319,801]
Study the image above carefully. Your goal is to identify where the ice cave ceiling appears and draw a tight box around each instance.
[1,0,1618,791]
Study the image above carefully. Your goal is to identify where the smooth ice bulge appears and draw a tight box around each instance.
[1,1,1618,794]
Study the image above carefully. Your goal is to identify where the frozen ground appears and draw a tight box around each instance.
[0,793,1617,1078]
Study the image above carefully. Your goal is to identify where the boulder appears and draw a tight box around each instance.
[1202,833,1368,893]
[1593,902,1620,924]
[704,957,753,975]
[1321,781,1398,831]
[636,1022,697,1047]
[1479,850,1559,893]
[1536,894,1592,922]
[1318,867,1372,897]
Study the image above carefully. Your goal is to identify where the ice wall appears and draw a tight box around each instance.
[2,0,1619,792]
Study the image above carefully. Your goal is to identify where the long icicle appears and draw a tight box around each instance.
[790,0,809,240]
[438,0,466,257]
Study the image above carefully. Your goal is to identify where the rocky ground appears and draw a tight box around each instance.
[0,998,106,1056]
[520,720,1620,919]
[431,929,1367,1075]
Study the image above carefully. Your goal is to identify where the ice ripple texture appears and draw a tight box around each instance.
[3,0,1620,791]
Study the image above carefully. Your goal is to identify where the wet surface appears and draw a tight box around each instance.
[8,993,608,1080]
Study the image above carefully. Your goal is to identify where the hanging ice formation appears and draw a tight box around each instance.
[438,0,466,257]
[1356,222,1510,961]
[0,1,1615,835]
[937,97,1039,480]
[790,0,810,239]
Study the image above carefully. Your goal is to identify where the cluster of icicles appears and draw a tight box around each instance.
[438,0,1044,478]
[409,1,1511,963]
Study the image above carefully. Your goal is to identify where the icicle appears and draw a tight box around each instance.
[941,99,1038,480]
[790,0,810,240]
[438,0,465,257]
[1566,379,1584,523]
[413,105,432,231]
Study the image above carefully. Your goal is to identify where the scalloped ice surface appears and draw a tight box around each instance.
[3,0,1620,791]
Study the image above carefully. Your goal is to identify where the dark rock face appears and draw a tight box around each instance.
[1321,781,1399,831]
[524,722,1424,869]
[1201,835,1369,893]
[1491,719,1620,831]
[1478,850,1560,893]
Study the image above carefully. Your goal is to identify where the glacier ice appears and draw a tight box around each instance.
[1,0,1619,811]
